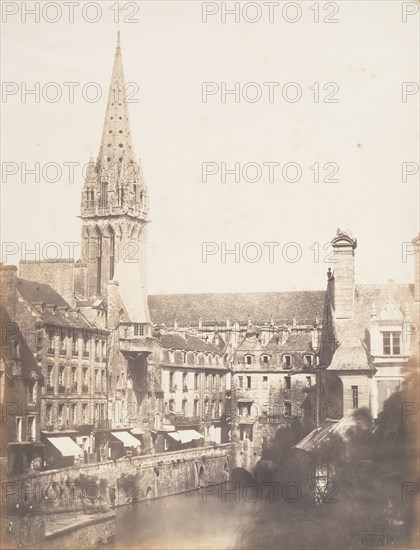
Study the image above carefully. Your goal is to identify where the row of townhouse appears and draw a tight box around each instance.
[157,333,229,449]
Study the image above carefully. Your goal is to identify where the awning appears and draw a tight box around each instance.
[47,437,82,457]
[111,431,141,447]
[166,430,203,444]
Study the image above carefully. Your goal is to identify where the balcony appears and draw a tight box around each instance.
[72,350,78,357]
[71,383,78,393]
[237,414,258,424]
[59,349,67,357]
[259,414,284,425]
[82,384,89,394]
[47,348,55,356]
[58,385,66,394]
[46,385,54,394]
[166,414,201,427]
[83,351,90,358]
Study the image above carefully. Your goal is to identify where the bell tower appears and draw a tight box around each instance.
[80,33,150,323]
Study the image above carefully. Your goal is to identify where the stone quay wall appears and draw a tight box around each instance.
[2,444,232,514]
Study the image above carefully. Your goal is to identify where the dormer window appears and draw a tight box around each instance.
[261,355,269,366]
[244,355,252,365]
[303,354,313,367]
[169,350,174,363]
[382,332,401,355]
[283,355,292,369]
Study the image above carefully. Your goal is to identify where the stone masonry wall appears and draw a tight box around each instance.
[2,444,231,514]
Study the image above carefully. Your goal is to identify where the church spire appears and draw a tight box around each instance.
[97,32,136,170]
[80,34,150,305]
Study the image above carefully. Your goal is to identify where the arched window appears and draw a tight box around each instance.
[95,229,102,295]
[100,179,108,207]
[244,355,252,365]
[109,231,115,279]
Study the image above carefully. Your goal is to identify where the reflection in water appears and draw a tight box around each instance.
[110,484,261,550]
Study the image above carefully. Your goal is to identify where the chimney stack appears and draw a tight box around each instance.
[330,229,357,320]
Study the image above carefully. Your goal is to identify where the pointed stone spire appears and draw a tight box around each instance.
[97,32,136,176]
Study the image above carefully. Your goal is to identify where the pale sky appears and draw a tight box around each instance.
[1,1,419,294]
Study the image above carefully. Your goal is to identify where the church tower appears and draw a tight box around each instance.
[80,32,150,324]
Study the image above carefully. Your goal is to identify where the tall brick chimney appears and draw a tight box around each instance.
[0,264,18,319]
[413,234,420,302]
[330,229,357,320]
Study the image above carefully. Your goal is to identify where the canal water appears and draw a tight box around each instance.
[107,480,389,550]
[110,485,262,549]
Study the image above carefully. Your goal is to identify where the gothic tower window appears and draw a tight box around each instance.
[110,230,115,279]
[100,180,108,207]
[117,186,124,206]
[96,232,102,295]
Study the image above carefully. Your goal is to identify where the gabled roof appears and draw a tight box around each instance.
[148,290,325,327]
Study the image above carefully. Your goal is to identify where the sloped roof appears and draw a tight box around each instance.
[354,283,414,327]
[294,420,341,452]
[148,290,325,327]
[0,305,43,380]
[113,261,151,324]
[236,335,267,353]
[267,331,314,352]
[17,278,91,329]
[295,416,357,452]
[324,283,415,371]
[160,333,222,354]
[327,333,374,371]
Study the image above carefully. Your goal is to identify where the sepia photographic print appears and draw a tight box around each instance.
[0,1,419,549]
